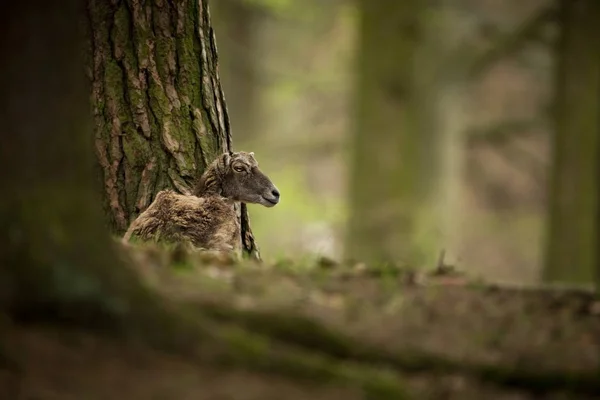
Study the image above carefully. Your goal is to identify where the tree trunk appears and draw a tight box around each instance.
[212,0,260,146]
[86,0,259,259]
[412,2,467,270]
[543,0,600,288]
[0,0,154,321]
[346,0,440,267]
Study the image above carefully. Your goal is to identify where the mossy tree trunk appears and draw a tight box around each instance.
[86,0,259,258]
[543,0,600,288]
[346,0,442,267]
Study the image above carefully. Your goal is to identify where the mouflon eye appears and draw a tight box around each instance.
[233,166,245,173]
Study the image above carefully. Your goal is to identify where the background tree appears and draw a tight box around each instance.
[212,0,261,146]
[346,0,442,267]
[543,0,600,287]
[86,0,259,258]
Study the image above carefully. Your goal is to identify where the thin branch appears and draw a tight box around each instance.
[465,119,544,146]
[467,5,558,80]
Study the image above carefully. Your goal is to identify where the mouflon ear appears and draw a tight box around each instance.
[222,152,232,166]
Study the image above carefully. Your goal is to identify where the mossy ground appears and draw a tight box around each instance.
[1,242,599,399]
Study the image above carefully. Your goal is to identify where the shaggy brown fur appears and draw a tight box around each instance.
[122,151,280,253]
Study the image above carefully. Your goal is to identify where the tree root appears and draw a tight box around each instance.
[196,300,600,397]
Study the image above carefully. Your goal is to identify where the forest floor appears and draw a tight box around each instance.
[1,243,599,400]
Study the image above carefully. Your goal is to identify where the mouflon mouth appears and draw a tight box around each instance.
[262,196,279,206]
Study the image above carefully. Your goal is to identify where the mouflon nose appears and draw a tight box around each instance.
[271,188,280,199]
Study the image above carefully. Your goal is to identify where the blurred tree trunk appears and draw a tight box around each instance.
[212,0,260,146]
[346,0,431,266]
[86,0,259,258]
[543,0,600,287]
[413,3,467,270]
[0,0,152,320]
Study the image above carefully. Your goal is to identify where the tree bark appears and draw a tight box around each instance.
[86,0,259,259]
[543,0,600,287]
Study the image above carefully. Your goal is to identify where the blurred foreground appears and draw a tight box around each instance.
[2,243,599,399]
